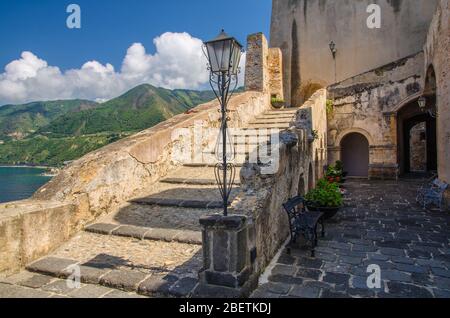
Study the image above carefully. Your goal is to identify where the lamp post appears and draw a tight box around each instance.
[203,30,243,216]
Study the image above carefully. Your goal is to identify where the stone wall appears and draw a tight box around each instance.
[0,199,85,275]
[270,0,438,106]
[424,0,450,184]
[327,53,425,179]
[245,33,270,93]
[268,48,284,100]
[235,89,327,276]
[424,0,450,209]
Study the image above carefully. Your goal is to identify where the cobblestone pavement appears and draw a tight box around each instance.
[252,179,450,298]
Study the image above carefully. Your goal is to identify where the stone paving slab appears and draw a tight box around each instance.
[27,257,78,278]
[86,223,202,245]
[96,203,218,232]
[253,180,450,298]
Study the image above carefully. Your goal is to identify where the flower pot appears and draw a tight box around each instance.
[271,101,285,109]
[307,205,341,220]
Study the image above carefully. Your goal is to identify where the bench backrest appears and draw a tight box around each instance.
[431,179,449,191]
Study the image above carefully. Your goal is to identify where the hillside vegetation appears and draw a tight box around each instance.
[0,84,214,166]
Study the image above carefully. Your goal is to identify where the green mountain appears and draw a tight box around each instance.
[38,84,215,137]
[0,100,98,140]
[0,84,215,166]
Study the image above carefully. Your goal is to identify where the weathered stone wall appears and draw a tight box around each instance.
[424,0,450,184]
[0,198,86,275]
[424,0,450,209]
[245,33,270,93]
[270,0,439,106]
[268,48,284,100]
[235,89,327,275]
[327,53,425,179]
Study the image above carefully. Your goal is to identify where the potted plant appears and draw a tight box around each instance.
[305,178,343,220]
[335,160,348,178]
[326,165,344,184]
[271,97,285,109]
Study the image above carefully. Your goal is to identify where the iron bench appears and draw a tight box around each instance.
[283,196,325,257]
[417,178,449,211]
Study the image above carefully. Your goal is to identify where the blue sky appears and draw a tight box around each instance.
[0,0,272,104]
[0,0,272,71]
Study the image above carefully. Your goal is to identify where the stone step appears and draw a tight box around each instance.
[183,163,245,168]
[130,182,239,206]
[245,123,291,129]
[160,178,241,186]
[25,231,203,298]
[267,108,299,114]
[130,197,225,209]
[256,114,296,120]
[92,203,218,233]
[85,223,202,245]
[0,272,147,298]
[249,118,293,125]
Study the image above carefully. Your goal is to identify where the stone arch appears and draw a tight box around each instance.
[335,128,374,147]
[341,133,370,177]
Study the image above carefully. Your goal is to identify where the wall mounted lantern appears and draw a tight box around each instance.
[329,41,337,59]
[203,30,243,216]
[418,95,437,118]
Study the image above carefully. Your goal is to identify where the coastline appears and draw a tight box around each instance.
[0,165,60,177]
[0,164,58,169]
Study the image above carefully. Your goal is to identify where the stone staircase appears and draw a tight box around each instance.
[0,107,299,298]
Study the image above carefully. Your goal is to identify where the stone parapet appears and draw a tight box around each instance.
[0,197,88,276]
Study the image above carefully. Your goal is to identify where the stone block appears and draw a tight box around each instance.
[19,274,55,289]
[85,223,120,235]
[111,225,148,239]
[27,257,78,278]
[99,270,148,292]
[138,274,178,296]
[170,277,199,297]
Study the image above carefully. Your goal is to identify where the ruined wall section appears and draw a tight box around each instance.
[327,53,424,179]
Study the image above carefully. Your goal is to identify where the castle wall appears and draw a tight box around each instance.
[327,53,424,179]
[270,0,439,106]
[424,0,450,185]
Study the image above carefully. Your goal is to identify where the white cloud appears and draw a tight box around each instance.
[0,32,246,105]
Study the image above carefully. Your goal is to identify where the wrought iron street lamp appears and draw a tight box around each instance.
[203,30,243,216]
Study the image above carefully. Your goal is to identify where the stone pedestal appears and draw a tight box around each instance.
[196,215,257,298]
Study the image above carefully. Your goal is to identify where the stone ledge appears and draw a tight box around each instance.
[130,197,224,209]
[84,223,202,245]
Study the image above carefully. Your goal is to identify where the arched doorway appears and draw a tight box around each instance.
[341,133,370,177]
[397,66,437,176]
